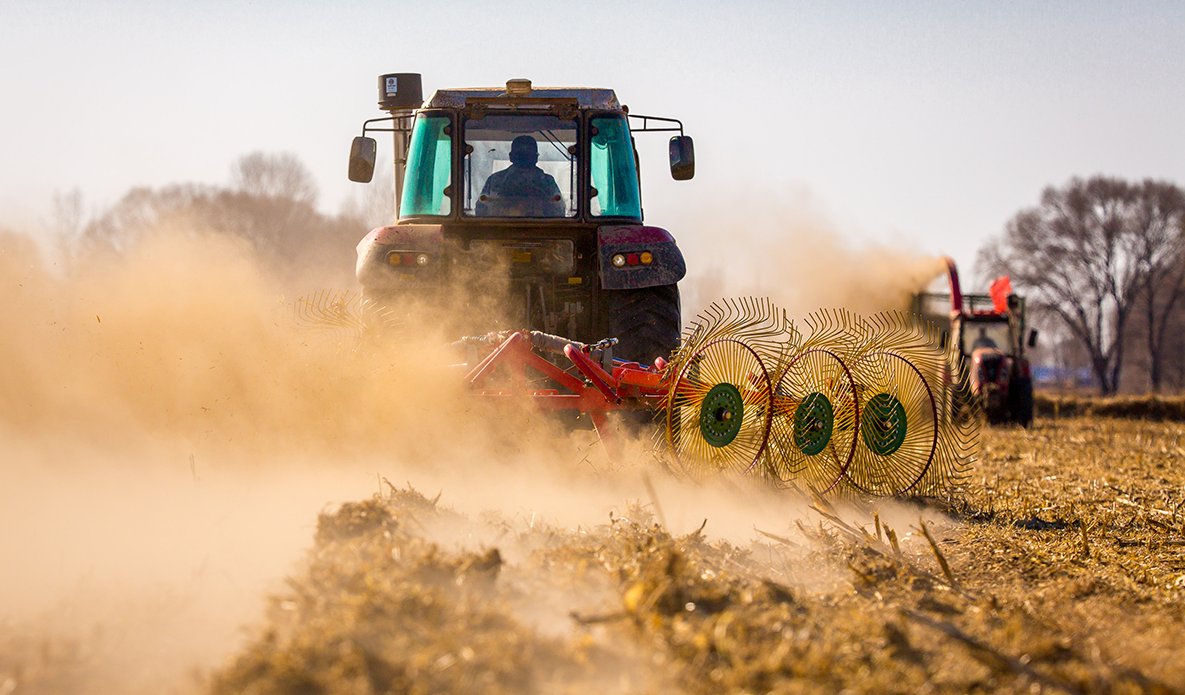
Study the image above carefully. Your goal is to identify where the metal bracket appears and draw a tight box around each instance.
[360,114,414,138]
[626,113,684,136]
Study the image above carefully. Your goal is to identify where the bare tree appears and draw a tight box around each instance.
[1127,180,1185,392]
[77,167,359,289]
[231,152,318,207]
[80,185,171,255]
[980,176,1141,394]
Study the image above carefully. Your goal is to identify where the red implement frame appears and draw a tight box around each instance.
[463,331,671,457]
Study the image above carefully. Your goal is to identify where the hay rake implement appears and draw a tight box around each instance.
[296,293,979,496]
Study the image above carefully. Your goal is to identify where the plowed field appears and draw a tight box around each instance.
[198,417,1185,694]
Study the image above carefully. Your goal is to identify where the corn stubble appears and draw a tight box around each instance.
[209,417,1185,695]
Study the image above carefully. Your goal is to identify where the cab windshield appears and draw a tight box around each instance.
[463,114,577,218]
[964,322,1011,353]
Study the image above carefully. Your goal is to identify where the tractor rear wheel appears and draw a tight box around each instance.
[1009,376,1034,428]
[605,284,681,367]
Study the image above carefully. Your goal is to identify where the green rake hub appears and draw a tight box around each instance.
[862,393,907,456]
[793,392,833,456]
[699,383,744,448]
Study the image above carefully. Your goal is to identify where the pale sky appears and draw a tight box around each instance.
[2,0,1182,287]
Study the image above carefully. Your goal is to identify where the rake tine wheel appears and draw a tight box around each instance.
[766,348,860,492]
[291,289,404,347]
[659,298,790,480]
[844,350,939,496]
[923,337,981,493]
[664,337,774,480]
[854,311,979,494]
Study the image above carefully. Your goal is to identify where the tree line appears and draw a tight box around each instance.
[980,175,1185,394]
[46,152,393,290]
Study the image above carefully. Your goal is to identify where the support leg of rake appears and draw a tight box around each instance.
[590,412,623,464]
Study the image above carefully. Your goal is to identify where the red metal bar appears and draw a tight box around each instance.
[463,331,677,465]
[467,332,589,395]
[517,349,586,394]
[615,365,662,389]
[465,331,525,385]
[564,344,620,404]
[467,331,670,415]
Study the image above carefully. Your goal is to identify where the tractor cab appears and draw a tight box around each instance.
[346,74,695,366]
[349,76,692,224]
[955,308,1022,361]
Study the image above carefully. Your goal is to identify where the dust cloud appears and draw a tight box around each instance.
[0,201,951,693]
[675,191,945,320]
[0,224,597,694]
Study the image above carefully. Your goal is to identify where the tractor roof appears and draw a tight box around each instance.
[423,87,622,111]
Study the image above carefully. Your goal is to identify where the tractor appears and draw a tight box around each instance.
[346,73,695,366]
[912,258,1037,427]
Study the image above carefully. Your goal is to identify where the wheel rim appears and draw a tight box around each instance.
[861,392,907,456]
[793,392,834,456]
[699,383,745,447]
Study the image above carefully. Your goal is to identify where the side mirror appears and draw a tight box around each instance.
[669,136,694,181]
[1027,329,1038,348]
[348,136,377,183]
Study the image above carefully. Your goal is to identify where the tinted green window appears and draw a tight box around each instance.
[401,114,452,216]
[589,115,641,218]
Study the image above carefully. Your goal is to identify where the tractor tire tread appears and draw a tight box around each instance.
[606,284,681,367]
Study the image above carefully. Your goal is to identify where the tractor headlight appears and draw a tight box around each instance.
[611,253,627,268]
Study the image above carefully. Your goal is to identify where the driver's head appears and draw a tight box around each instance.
[509,135,539,166]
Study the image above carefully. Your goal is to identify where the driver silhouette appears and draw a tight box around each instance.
[971,327,998,351]
[476,135,564,217]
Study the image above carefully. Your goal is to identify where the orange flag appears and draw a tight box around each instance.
[990,276,1012,313]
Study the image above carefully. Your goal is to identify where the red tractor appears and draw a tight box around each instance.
[346,73,695,366]
[913,258,1037,427]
